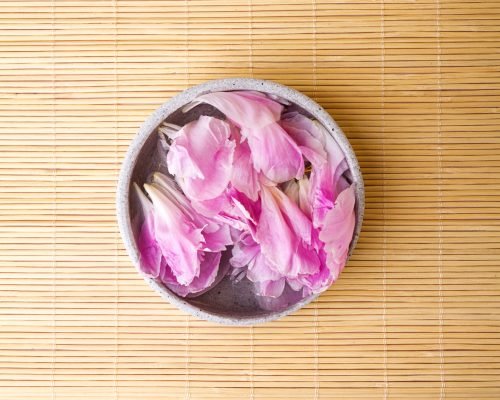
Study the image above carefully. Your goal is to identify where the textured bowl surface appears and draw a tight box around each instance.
[116,78,365,325]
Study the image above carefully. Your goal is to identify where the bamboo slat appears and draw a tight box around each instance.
[1,0,500,399]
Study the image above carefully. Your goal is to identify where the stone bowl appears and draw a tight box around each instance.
[116,78,364,325]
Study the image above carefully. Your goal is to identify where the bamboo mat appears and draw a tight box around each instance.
[1,0,500,399]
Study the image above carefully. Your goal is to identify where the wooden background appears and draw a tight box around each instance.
[1,0,500,398]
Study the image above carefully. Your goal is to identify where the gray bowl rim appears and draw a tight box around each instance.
[116,77,365,326]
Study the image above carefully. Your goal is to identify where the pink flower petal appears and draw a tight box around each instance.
[144,183,204,286]
[161,252,221,297]
[255,278,286,298]
[202,222,233,252]
[246,122,304,183]
[283,178,313,220]
[152,172,233,252]
[231,139,260,201]
[212,189,261,237]
[281,112,328,167]
[295,247,335,294]
[281,113,349,229]
[246,252,282,283]
[133,183,162,278]
[256,186,320,278]
[230,233,260,269]
[191,193,231,218]
[167,116,235,201]
[194,90,283,129]
[255,282,304,311]
[194,91,303,183]
[319,185,356,266]
[298,178,312,218]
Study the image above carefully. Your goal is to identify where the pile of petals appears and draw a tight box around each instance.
[133,90,356,307]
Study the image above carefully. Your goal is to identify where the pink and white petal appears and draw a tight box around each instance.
[310,166,336,228]
[167,140,203,180]
[246,253,282,283]
[254,278,286,298]
[319,185,356,265]
[166,116,235,201]
[144,183,204,286]
[256,186,320,278]
[283,180,299,204]
[255,186,295,274]
[271,186,312,245]
[194,91,283,129]
[231,140,260,201]
[281,113,328,167]
[158,259,177,285]
[255,284,304,311]
[246,122,304,183]
[289,244,321,278]
[163,252,221,297]
[133,183,162,278]
[202,222,233,252]
[185,138,234,200]
[137,215,162,278]
[151,173,200,221]
[230,233,260,269]
[299,258,335,294]
[191,192,231,218]
[298,177,312,218]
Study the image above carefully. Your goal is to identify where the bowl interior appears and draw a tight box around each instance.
[123,80,362,324]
